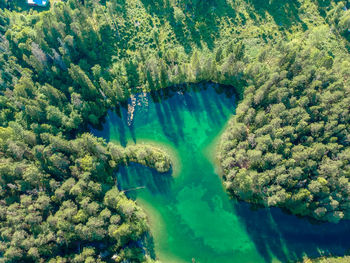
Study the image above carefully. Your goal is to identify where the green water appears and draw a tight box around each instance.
[93,84,350,263]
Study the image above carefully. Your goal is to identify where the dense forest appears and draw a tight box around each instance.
[0,0,349,262]
[218,3,350,223]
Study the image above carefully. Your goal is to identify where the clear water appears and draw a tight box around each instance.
[93,83,350,263]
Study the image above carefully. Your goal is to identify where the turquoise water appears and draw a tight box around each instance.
[93,83,350,263]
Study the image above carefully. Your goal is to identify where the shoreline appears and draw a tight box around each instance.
[137,197,188,263]
[203,116,232,181]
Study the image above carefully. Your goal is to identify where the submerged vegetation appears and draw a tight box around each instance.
[0,0,349,261]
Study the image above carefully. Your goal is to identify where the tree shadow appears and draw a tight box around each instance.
[248,0,308,30]
[91,104,134,146]
[111,105,129,146]
[313,0,331,18]
[154,101,180,145]
[198,85,227,127]
[233,201,350,262]
[90,106,123,142]
[139,0,236,52]
[150,84,196,143]
[162,99,185,140]
[90,116,111,142]
[128,122,137,144]
[116,163,174,199]
[212,84,237,118]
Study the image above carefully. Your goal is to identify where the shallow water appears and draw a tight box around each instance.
[93,84,350,263]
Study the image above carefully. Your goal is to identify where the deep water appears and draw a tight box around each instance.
[93,83,350,263]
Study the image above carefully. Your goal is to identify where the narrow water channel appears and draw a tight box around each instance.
[93,83,350,263]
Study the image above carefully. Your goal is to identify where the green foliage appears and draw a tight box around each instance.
[0,0,350,261]
[219,26,350,222]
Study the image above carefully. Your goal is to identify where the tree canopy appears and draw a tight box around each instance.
[0,0,350,261]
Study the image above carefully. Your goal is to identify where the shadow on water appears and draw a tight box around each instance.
[162,100,185,141]
[113,106,129,146]
[157,82,235,125]
[117,163,174,200]
[154,102,180,146]
[148,83,235,145]
[90,106,122,142]
[233,201,350,262]
[128,122,137,144]
[199,86,227,126]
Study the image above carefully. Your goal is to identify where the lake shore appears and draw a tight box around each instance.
[203,117,232,181]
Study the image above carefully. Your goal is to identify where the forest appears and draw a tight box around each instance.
[0,0,350,262]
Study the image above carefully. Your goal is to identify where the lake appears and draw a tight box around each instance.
[93,83,350,263]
